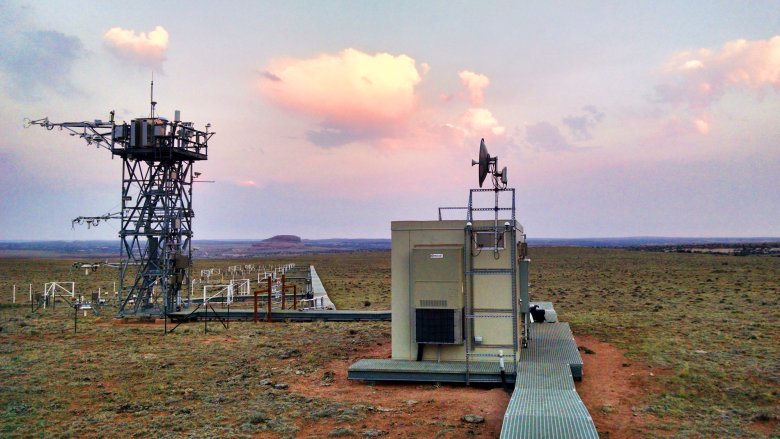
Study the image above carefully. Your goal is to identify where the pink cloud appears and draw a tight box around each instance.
[694,117,710,135]
[239,180,257,187]
[258,49,507,149]
[455,108,506,137]
[656,35,780,110]
[260,48,423,128]
[104,25,168,70]
[458,70,490,106]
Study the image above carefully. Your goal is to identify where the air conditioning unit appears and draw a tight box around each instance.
[411,245,464,345]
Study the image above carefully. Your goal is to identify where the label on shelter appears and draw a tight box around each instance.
[429,253,444,259]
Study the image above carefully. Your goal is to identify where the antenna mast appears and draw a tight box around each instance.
[150,74,156,118]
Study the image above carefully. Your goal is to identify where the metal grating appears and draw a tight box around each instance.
[504,389,592,417]
[501,414,599,439]
[530,322,575,340]
[501,390,598,438]
[501,370,598,438]
[513,363,575,390]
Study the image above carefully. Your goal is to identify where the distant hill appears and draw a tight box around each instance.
[251,235,304,249]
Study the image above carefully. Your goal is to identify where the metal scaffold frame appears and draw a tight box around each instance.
[463,187,519,384]
[43,282,75,308]
[25,85,213,318]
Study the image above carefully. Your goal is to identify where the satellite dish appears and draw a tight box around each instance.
[471,138,490,187]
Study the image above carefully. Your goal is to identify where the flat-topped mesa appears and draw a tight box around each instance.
[252,235,304,249]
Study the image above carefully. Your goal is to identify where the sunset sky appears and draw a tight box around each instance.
[1,1,779,240]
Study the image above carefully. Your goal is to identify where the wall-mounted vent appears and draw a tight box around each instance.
[415,308,463,344]
[419,299,448,308]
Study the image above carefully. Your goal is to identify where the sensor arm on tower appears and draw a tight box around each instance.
[24,117,116,151]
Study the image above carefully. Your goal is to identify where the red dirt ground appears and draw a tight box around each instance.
[288,335,663,438]
[289,342,510,437]
[575,335,666,438]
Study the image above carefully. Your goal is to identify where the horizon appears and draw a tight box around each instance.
[3,235,780,244]
[2,1,779,240]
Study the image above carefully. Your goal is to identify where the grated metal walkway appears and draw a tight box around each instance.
[501,318,598,438]
[521,322,584,380]
[167,308,390,322]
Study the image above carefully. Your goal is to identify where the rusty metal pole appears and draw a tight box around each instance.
[281,274,286,310]
[253,287,258,323]
[293,284,297,310]
[266,276,272,323]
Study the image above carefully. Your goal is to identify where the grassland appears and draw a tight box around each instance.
[1,248,778,437]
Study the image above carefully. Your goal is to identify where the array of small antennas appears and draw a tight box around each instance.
[472,138,507,189]
[72,212,121,229]
[199,264,296,283]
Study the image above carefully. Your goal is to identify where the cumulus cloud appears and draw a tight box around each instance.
[261,48,423,133]
[456,108,506,137]
[458,70,490,106]
[259,49,507,148]
[524,122,574,152]
[104,26,169,70]
[694,117,710,135]
[655,35,780,110]
[0,3,84,100]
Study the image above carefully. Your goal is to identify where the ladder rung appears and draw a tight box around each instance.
[469,269,513,275]
[466,313,514,318]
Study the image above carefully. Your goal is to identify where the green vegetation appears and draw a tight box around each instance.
[0,248,778,437]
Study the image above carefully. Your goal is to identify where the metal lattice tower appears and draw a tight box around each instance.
[26,88,212,317]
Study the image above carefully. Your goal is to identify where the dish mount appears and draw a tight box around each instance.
[471,138,507,189]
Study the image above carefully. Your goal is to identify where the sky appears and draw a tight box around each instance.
[1,0,779,240]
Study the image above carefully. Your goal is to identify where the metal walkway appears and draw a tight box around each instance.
[167,308,390,322]
[501,324,598,438]
[521,322,584,380]
[310,265,336,310]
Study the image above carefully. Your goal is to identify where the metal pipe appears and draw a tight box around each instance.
[253,286,258,323]
[281,274,286,310]
[266,277,272,322]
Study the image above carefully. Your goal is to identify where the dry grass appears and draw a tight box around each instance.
[1,248,778,437]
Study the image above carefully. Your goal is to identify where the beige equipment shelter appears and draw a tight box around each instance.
[391,218,530,367]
